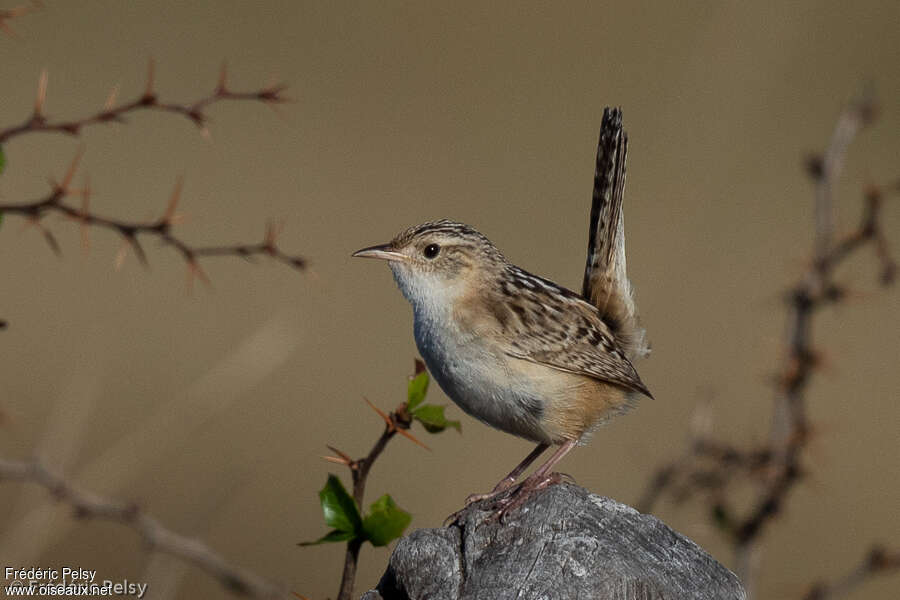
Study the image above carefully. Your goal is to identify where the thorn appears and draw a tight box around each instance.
[34,67,48,118]
[396,427,430,451]
[114,242,128,270]
[363,396,392,428]
[325,445,352,463]
[199,125,211,141]
[163,176,184,225]
[80,174,91,254]
[216,61,228,94]
[0,17,18,38]
[38,223,61,256]
[186,259,212,293]
[142,57,156,102]
[321,455,351,466]
[114,235,148,270]
[264,219,285,253]
[104,83,120,111]
[291,592,312,600]
[0,0,40,37]
[58,146,85,193]
[129,235,148,267]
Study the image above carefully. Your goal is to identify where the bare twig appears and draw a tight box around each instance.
[636,93,896,597]
[733,94,888,587]
[0,153,306,280]
[0,61,287,144]
[0,457,290,599]
[810,88,876,261]
[802,546,900,600]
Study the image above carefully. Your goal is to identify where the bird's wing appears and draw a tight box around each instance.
[493,268,652,398]
[580,108,649,361]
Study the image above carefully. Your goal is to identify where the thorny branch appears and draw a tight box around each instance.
[636,92,897,597]
[321,361,429,600]
[0,63,303,285]
[0,457,290,599]
[0,151,305,284]
[801,546,900,600]
[0,60,288,144]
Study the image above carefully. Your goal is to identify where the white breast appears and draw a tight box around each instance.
[411,304,552,444]
[389,260,552,443]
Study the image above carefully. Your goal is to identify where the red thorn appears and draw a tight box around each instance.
[34,68,48,118]
[104,83,120,111]
[163,176,184,225]
[397,427,431,451]
[216,61,228,94]
[142,57,156,102]
[325,445,352,463]
[59,146,85,192]
[363,396,392,428]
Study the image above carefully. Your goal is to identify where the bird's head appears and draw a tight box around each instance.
[353,219,506,308]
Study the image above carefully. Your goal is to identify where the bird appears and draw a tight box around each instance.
[353,108,650,515]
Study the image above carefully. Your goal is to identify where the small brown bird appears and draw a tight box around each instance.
[354,108,650,512]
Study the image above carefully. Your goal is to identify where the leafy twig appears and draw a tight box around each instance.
[301,360,459,600]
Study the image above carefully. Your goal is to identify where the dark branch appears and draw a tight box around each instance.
[802,545,900,600]
[636,93,896,595]
[0,153,306,284]
[0,61,287,144]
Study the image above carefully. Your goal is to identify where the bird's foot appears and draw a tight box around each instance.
[464,476,518,506]
[444,471,569,526]
[443,478,518,526]
[487,471,568,522]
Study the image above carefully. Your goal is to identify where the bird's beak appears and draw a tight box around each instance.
[352,243,408,262]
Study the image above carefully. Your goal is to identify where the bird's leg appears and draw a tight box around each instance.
[444,443,549,526]
[492,438,579,519]
[464,443,549,506]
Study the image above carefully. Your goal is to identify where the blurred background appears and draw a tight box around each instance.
[1,1,898,598]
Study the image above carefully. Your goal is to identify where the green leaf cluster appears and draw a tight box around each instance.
[299,475,411,547]
[406,368,461,433]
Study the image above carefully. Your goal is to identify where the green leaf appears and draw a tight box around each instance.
[361,494,411,547]
[318,474,362,534]
[0,145,5,175]
[411,404,461,433]
[406,370,430,411]
[297,528,356,546]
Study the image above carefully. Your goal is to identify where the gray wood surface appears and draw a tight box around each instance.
[361,483,745,600]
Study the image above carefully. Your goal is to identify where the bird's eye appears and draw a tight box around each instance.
[423,244,440,259]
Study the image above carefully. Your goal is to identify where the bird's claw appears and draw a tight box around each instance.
[444,472,567,526]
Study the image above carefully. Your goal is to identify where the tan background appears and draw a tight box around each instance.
[1,1,899,598]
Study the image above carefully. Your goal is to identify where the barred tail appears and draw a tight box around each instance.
[581,107,649,361]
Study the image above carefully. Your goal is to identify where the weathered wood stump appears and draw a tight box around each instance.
[361,483,745,600]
